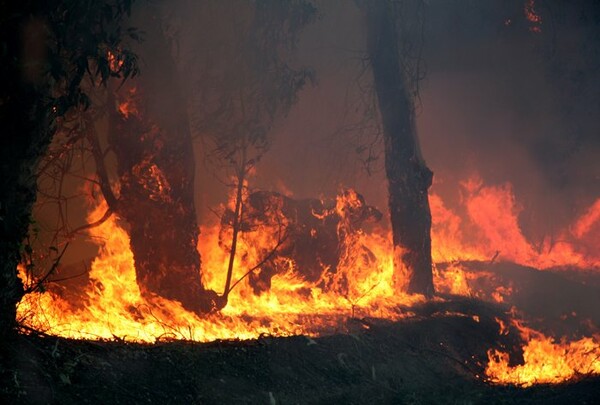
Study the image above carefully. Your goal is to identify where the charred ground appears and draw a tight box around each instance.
[2,1,599,403]
[3,262,600,404]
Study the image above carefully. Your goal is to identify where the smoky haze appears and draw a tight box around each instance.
[249,0,600,243]
[36,0,600,266]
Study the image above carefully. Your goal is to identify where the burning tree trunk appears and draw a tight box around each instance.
[104,16,217,313]
[361,0,434,297]
[0,1,137,338]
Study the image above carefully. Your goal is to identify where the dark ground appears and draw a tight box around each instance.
[1,263,600,404]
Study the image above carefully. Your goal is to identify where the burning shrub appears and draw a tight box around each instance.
[220,189,382,295]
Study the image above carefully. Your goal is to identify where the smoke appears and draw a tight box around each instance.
[251,0,600,242]
[418,0,600,240]
[34,0,600,266]
[106,0,600,241]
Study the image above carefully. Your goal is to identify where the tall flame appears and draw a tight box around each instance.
[431,177,599,270]
[18,196,422,342]
[16,174,600,386]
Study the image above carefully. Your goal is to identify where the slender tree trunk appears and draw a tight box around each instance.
[362,0,434,296]
[106,14,217,313]
[221,158,246,307]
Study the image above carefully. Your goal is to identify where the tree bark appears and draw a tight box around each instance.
[0,88,51,338]
[0,13,54,338]
[362,0,434,297]
[106,14,217,313]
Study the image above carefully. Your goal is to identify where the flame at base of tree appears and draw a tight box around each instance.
[16,175,600,387]
[17,199,424,342]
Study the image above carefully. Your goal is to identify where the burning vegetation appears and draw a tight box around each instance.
[2,0,600,402]
[16,173,600,387]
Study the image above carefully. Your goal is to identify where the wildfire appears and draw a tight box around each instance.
[17,195,423,342]
[16,174,600,387]
[431,177,599,270]
[486,319,600,387]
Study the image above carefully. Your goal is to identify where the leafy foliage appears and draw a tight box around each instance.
[1,0,140,119]
[182,0,316,168]
[0,0,140,335]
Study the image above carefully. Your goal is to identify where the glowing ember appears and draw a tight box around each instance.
[117,86,139,119]
[524,0,542,33]
[107,50,124,73]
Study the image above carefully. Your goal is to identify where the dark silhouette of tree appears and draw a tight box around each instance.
[101,10,220,313]
[0,0,138,339]
[358,0,434,296]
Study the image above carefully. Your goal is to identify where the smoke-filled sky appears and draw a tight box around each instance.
[249,0,600,239]
[37,0,600,266]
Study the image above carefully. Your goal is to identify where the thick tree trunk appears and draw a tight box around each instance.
[363,0,434,297]
[1,77,53,339]
[106,15,217,313]
[0,153,33,339]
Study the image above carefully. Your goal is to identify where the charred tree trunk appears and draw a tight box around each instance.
[362,0,434,297]
[0,88,51,339]
[1,11,56,339]
[106,15,217,313]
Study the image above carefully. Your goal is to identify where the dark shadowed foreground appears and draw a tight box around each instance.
[2,295,599,404]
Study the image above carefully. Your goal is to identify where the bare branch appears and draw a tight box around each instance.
[23,243,70,295]
[67,207,113,238]
[87,118,119,211]
[226,231,289,295]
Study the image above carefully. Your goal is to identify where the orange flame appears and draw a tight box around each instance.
[431,176,599,270]
[16,174,600,386]
[18,195,423,342]
[572,198,600,239]
[486,319,600,387]
[117,87,139,119]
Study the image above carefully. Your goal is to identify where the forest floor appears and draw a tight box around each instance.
[1,263,600,404]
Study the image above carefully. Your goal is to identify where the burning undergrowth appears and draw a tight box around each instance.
[4,1,600,402]
[16,173,600,388]
[7,301,599,404]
